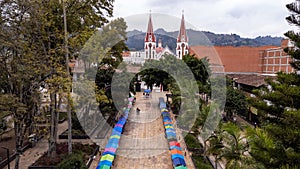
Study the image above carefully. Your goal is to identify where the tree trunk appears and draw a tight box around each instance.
[14,120,25,169]
[48,92,57,157]
[67,93,72,154]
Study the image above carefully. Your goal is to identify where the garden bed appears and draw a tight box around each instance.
[30,142,98,169]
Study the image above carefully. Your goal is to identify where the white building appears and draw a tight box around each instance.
[123,12,189,64]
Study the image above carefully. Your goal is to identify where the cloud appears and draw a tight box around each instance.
[113,0,295,38]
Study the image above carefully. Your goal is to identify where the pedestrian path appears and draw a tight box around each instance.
[4,121,69,169]
[112,92,173,169]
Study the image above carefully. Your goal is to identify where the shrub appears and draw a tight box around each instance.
[57,153,88,169]
[184,133,201,149]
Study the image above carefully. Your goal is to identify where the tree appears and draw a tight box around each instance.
[183,54,210,93]
[206,130,223,169]
[285,0,300,71]
[243,2,300,167]
[0,0,114,167]
[246,126,280,168]
[225,85,248,119]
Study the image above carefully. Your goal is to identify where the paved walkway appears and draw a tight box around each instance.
[3,92,195,169]
[4,121,69,169]
[109,92,195,169]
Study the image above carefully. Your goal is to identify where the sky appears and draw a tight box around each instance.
[111,0,298,38]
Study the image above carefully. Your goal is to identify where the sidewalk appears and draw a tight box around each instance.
[4,121,68,169]
[112,92,173,169]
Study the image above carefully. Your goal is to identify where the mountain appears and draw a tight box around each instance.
[126,28,283,51]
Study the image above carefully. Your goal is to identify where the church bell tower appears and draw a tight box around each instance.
[144,12,156,60]
[176,11,189,59]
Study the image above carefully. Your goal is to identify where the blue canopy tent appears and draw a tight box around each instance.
[96,164,110,169]
[164,123,173,127]
[166,128,176,133]
[144,89,151,93]
[106,141,118,149]
[107,138,119,144]
[98,160,112,167]
[118,117,126,122]
[111,130,121,136]
[102,151,116,156]
[162,114,170,118]
[161,111,169,115]
[171,154,184,159]
[172,157,186,167]
[175,166,188,169]
[163,117,172,121]
[166,132,177,137]
[166,130,176,134]
[113,126,123,133]
[170,146,182,151]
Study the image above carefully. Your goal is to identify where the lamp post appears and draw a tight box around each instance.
[1,146,10,169]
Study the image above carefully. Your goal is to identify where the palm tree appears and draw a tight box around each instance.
[220,122,263,169]
[245,126,277,168]
[206,131,224,169]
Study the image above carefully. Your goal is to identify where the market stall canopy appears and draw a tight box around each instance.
[144,89,151,93]
[96,164,111,169]
[175,165,188,169]
[115,123,123,127]
[171,149,183,155]
[111,130,121,136]
[171,154,184,159]
[101,154,115,162]
[110,135,121,139]
[164,124,173,127]
[172,157,186,167]
[104,147,117,153]
[170,146,182,151]
[102,151,116,156]
[165,125,174,129]
[114,126,123,132]
[106,142,118,149]
[169,141,180,147]
[163,117,172,122]
[98,160,112,167]
[164,121,173,125]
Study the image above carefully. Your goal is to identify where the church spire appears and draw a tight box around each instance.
[145,10,155,43]
[177,10,188,43]
[176,10,189,59]
[144,11,156,59]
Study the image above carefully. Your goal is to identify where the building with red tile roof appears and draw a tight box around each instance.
[189,39,294,75]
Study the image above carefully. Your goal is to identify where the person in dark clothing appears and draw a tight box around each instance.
[136,107,140,114]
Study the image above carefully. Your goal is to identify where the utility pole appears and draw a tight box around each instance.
[62,0,72,154]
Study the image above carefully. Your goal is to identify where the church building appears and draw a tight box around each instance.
[123,12,189,64]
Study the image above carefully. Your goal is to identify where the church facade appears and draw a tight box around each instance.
[123,13,189,64]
